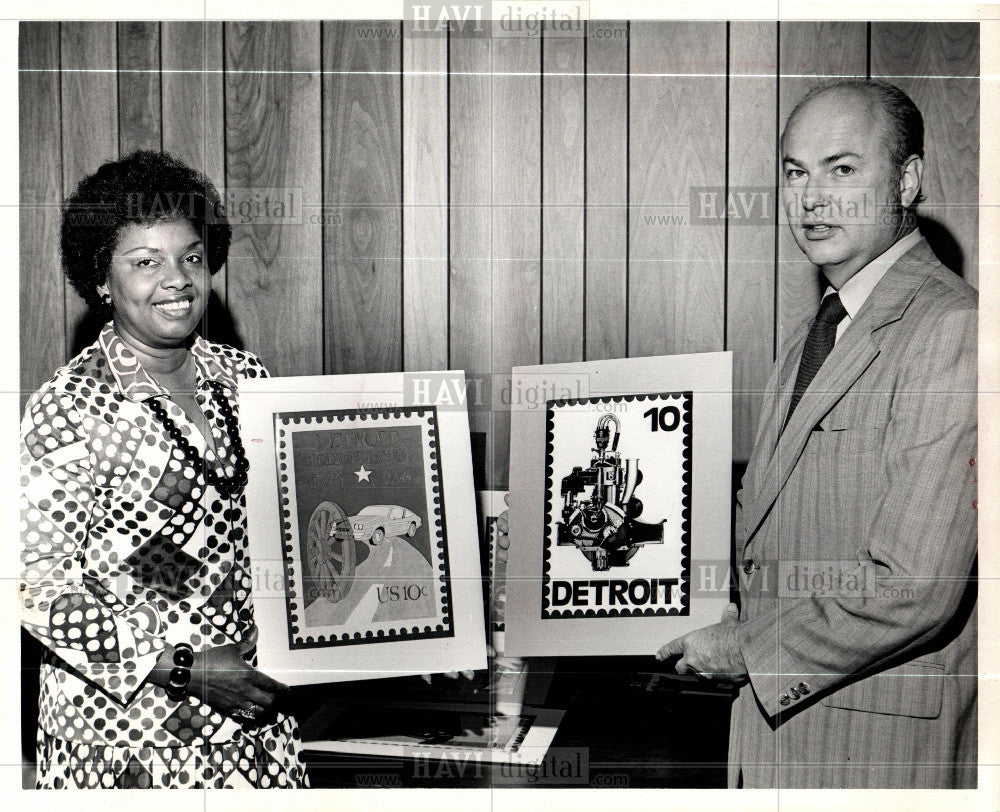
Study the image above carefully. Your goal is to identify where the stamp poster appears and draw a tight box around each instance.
[504,353,732,656]
[542,393,692,620]
[240,372,487,684]
[276,408,451,648]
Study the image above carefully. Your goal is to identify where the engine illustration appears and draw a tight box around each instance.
[557,414,666,571]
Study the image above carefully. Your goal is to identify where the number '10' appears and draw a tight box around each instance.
[644,405,681,432]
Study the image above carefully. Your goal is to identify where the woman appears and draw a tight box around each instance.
[19,151,308,788]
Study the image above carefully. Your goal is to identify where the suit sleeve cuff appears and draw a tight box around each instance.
[737,615,784,718]
[105,621,167,706]
[737,615,820,718]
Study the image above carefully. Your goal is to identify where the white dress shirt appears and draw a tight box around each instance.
[826,228,922,343]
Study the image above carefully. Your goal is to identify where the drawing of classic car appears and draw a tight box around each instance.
[305,502,426,605]
[349,505,422,545]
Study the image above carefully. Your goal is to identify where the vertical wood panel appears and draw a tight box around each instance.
[584,21,628,361]
[449,30,494,485]
[870,22,979,288]
[225,22,323,375]
[162,22,227,307]
[402,24,448,371]
[323,21,403,375]
[117,21,161,155]
[60,22,118,356]
[19,20,980,456]
[728,22,777,461]
[20,22,64,404]
[541,28,584,364]
[162,23,225,190]
[776,22,867,350]
[491,35,542,489]
[628,21,727,358]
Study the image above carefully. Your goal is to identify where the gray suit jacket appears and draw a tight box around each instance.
[730,238,978,788]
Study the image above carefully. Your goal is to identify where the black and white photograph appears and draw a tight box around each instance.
[8,0,996,805]
[477,489,508,637]
[302,700,565,767]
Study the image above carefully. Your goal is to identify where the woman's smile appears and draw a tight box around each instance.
[152,297,194,316]
[100,218,209,353]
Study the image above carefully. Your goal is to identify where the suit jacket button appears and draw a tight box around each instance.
[779,693,790,706]
[789,687,800,699]
[742,558,756,575]
[798,682,810,695]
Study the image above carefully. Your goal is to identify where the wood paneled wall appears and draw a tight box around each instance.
[19,21,980,481]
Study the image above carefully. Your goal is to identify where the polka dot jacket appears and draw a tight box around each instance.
[20,321,282,750]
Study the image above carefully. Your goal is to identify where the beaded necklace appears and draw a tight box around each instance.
[147,379,249,497]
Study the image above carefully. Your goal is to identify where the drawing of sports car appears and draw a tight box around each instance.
[349,505,422,546]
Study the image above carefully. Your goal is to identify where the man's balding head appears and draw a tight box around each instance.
[783,80,925,205]
[779,80,925,286]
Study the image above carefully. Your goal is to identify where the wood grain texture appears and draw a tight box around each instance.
[60,22,119,356]
[402,24,448,371]
[225,22,323,376]
[776,22,867,351]
[491,35,542,489]
[323,20,403,375]
[161,22,227,307]
[449,30,494,485]
[870,22,979,288]
[628,21,726,358]
[20,22,64,406]
[727,21,777,462]
[162,23,225,187]
[541,29,584,364]
[117,21,161,155]
[584,20,628,361]
[19,20,979,465]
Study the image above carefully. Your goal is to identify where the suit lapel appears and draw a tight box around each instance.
[743,333,880,542]
[741,238,938,548]
[740,324,807,504]
[771,329,808,452]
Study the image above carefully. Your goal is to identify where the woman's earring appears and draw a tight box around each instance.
[101,293,112,307]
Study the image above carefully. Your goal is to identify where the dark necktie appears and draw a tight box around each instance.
[783,292,848,428]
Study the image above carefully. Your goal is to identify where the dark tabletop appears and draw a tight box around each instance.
[294,656,734,789]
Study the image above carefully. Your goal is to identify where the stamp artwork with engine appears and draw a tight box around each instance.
[542,393,692,619]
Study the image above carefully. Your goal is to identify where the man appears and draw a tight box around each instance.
[657,80,978,788]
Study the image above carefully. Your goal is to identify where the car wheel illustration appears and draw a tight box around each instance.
[407,522,417,537]
[370,527,385,546]
[307,501,356,604]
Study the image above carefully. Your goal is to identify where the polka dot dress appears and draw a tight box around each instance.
[21,322,308,789]
[36,713,308,789]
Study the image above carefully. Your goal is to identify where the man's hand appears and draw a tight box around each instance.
[655,603,748,683]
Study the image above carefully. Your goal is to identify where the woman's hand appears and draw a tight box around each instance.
[191,630,289,718]
[151,628,288,721]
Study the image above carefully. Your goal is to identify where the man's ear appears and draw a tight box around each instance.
[899,154,923,209]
